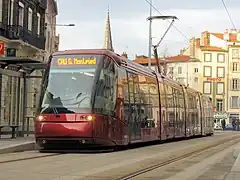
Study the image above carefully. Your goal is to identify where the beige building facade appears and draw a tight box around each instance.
[134,29,240,125]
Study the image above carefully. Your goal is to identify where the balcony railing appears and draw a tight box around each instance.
[6,25,46,50]
[36,0,47,9]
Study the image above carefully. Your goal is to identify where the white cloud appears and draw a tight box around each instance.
[57,8,240,59]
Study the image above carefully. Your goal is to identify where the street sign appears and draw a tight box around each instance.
[213,113,228,119]
[207,77,221,81]
[0,42,4,55]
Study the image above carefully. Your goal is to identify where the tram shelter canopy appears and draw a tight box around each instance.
[0,57,48,77]
[0,57,48,137]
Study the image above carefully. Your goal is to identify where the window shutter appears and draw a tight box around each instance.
[230,79,233,91]
[230,96,232,109]
[238,97,240,109]
[238,79,240,90]
[230,62,233,72]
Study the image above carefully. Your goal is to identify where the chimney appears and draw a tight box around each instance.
[224,29,229,41]
[121,52,128,58]
[190,37,195,57]
[195,38,200,48]
[201,31,210,46]
[180,48,184,55]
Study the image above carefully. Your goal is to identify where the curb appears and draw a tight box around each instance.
[233,146,240,158]
[0,142,36,154]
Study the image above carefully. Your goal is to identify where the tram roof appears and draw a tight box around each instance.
[53,49,123,63]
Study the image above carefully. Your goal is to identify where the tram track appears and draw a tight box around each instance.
[115,135,240,180]
[0,148,115,164]
[0,153,63,164]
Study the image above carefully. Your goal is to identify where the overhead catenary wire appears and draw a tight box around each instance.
[221,0,237,30]
[144,0,189,42]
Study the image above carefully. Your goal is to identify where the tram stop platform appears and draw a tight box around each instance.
[225,145,240,180]
[0,135,35,154]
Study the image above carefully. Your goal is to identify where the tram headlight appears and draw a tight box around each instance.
[86,115,94,121]
[77,115,95,121]
[37,115,46,121]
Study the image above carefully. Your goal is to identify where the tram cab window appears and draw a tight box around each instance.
[93,57,117,116]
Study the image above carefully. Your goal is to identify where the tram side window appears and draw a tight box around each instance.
[116,67,129,121]
[178,90,185,120]
[93,57,117,116]
[146,76,159,128]
[195,94,201,128]
[165,85,175,126]
[159,82,167,123]
[187,93,196,126]
[127,72,143,124]
[137,74,151,127]
[172,88,180,127]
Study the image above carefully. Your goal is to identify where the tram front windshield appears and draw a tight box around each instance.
[40,54,102,114]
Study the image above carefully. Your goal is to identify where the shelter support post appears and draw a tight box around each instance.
[16,77,21,136]
[21,73,27,137]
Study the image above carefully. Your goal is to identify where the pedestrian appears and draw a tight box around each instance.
[221,119,226,130]
[232,119,236,131]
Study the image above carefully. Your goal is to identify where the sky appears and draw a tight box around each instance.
[55,0,240,59]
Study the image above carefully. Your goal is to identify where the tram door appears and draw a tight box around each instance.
[127,72,141,141]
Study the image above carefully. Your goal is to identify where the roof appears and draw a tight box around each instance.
[210,32,240,42]
[133,55,194,65]
[228,45,240,48]
[200,46,228,52]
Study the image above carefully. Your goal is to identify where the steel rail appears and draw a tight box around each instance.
[116,135,240,180]
[0,153,63,164]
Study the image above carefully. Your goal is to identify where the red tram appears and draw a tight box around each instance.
[34,49,214,150]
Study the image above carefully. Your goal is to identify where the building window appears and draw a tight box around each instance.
[37,13,41,35]
[231,78,240,91]
[8,0,14,25]
[18,2,24,26]
[194,77,198,83]
[217,54,225,63]
[216,82,224,95]
[0,0,2,22]
[232,62,238,72]
[217,67,225,78]
[231,96,239,109]
[204,66,212,77]
[178,67,182,74]
[28,8,33,31]
[194,68,198,73]
[216,99,224,112]
[203,81,211,94]
[232,49,239,58]
[204,53,211,62]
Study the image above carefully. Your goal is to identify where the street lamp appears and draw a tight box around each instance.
[147,15,178,73]
[55,24,75,27]
[45,23,76,27]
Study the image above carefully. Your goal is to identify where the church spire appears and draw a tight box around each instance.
[103,7,114,51]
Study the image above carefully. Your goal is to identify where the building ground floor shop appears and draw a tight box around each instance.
[214,112,240,130]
